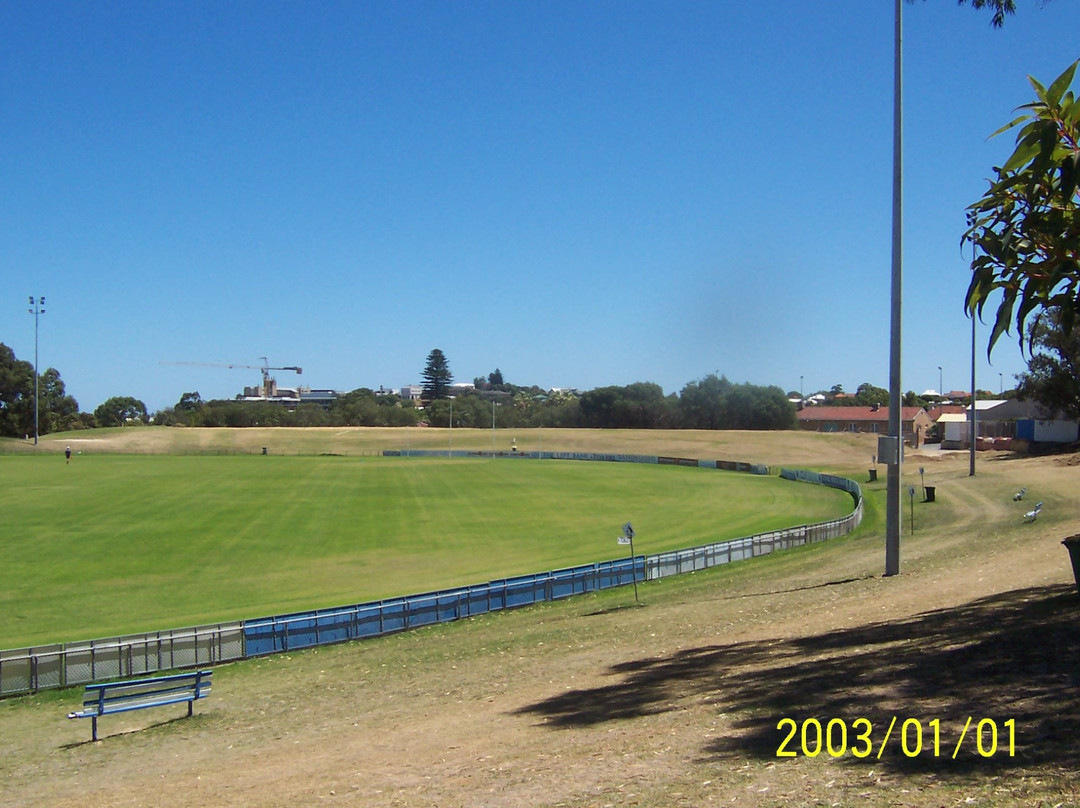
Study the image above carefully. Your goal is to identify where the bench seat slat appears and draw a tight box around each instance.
[94,693,205,716]
[67,670,212,741]
[83,682,211,709]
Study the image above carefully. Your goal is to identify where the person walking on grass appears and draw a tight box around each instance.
[65,446,71,464]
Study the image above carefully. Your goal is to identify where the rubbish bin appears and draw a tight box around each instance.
[1063,535,1080,595]
[924,485,935,502]
[868,468,878,482]
[262,447,268,455]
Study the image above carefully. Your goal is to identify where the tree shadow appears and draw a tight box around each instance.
[515,584,1080,773]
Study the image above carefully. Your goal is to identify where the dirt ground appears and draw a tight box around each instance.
[2,436,1079,808]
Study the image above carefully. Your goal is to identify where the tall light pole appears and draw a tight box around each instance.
[970,313,976,477]
[27,296,45,445]
[885,0,903,577]
[938,366,943,401]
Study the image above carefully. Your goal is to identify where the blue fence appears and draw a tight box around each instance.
[243,557,643,656]
[0,453,861,697]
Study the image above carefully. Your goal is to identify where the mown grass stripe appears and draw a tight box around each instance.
[0,454,851,647]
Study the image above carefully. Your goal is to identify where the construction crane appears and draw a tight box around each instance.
[161,357,302,398]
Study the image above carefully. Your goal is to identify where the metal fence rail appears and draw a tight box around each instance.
[0,624,243,697]
[0,455,862,698]
[243,557,643,656]
[646,469,862,580]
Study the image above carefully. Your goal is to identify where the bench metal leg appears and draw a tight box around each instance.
[92,715,98,742]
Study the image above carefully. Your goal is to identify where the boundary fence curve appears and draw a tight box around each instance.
[0,453,861,697]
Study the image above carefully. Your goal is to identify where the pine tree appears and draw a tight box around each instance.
[421,349,453,400]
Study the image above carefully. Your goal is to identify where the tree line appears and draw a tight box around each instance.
[0,340,798,436]
[153,374,795,431]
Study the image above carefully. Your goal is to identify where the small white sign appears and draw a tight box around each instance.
[617,537,632,545]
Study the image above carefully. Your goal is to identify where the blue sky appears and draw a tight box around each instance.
[3,1,1077,413]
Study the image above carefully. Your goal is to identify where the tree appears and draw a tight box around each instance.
[0,343,34,437]
[488,368,504,387]
[176,391,203,412]
[421,349,453,400]
[964,59,1080,355]
[94,396,149,427]
[579,383,673,429]
[38,368,80,433]
[0,345,83,437]
[678,374,732,429]
[855,382,889,407]
[909,1,1023,29]
[1015,307,1080,418]
[723,383,796,430]
[904,390,930,407]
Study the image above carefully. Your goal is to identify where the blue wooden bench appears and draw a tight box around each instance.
[67,670,212,741]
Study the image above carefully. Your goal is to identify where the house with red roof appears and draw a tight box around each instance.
[796,405,934,445]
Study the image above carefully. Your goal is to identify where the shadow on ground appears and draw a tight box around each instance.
[516,583,1080,774]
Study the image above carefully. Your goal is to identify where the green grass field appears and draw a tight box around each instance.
[1,451,853,648]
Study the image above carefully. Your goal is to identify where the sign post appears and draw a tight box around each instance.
[618,522,639,604]
[908,486,916,535]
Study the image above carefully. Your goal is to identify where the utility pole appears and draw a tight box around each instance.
[28,296,45,445]
[885,0,903,577]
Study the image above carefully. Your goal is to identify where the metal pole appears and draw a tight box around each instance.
[970,312,976,476]
[28,296,45,446]
[885,0,903,577]
[491,400,496,455]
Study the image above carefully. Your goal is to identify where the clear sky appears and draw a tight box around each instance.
[4,1,1077,413]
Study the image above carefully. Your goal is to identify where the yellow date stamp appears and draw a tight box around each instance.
[776,716,1016,759]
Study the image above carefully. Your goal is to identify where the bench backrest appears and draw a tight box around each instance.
[82,670,212,716]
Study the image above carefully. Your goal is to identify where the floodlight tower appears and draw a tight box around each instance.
[28,296,45,445]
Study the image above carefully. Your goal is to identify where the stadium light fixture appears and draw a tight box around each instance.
[27,296,45,446]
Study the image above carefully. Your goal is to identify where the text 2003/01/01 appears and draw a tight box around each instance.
[776,716,1016,759]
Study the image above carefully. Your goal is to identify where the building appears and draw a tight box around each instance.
[797,405,934,445]
[939,399,1078,448]
[299,389,344,408]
